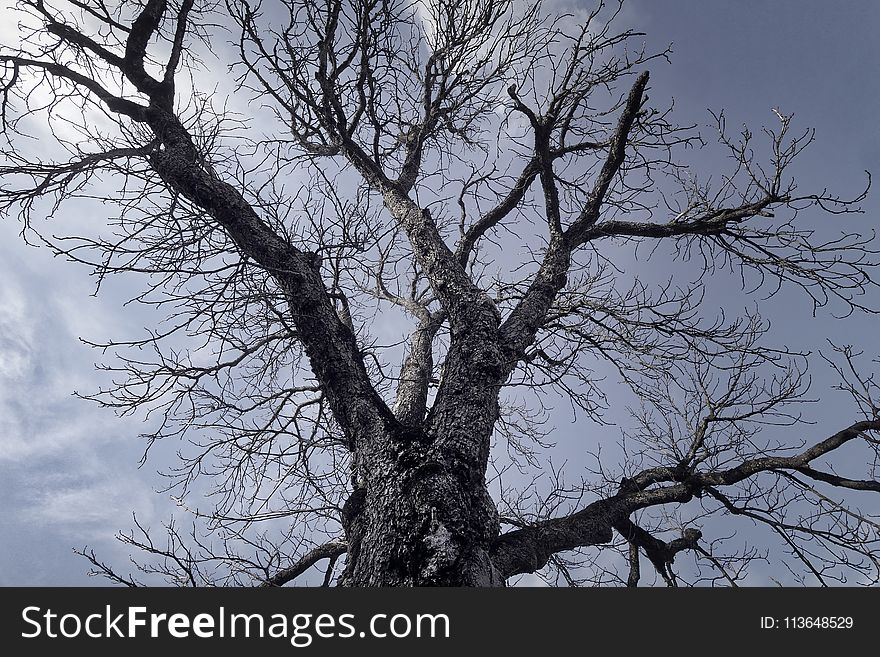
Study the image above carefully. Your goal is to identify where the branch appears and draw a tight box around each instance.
[122,0,170,100]
[393,311,445,425]
[576,198,776,242]
[498,72,650,367]
[491,418,880,579]
[164,0,196,87]
[0,55,149,120]
[145,120,397,441]
[614,519,701,586]
[76,547,142,587]
[566,71,650,244]
[0,145,154,208]
[491,497,618,578]
[455,157,541,267]
[789,466,880,493]
[260,542,347,587]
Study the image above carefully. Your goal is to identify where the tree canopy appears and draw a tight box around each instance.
[1,0,878,586]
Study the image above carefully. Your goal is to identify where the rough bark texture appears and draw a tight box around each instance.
[340,422,503,586]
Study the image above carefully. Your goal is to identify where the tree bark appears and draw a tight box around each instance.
[340,420,503,586]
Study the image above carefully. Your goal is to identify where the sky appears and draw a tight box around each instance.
[0,0,878,586]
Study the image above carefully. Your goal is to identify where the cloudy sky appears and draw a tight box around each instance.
[0,0,878,585]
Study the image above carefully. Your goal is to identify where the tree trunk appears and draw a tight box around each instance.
[340,423,503,586]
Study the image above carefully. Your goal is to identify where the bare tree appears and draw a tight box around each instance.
[1,0,878,587]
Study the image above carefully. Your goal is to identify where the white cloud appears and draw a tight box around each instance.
[24,473,159,539]
[0,283,33,379]
[0,222,135,461]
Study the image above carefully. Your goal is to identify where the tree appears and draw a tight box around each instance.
[1,0,878,587]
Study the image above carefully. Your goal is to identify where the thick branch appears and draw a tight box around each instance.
[147,115,395,441]
[492,419,880,578]
[566,71,650,243]
[790,466,880,493]
[393,312,445,426]
[577,198,776,242]
[499,73,650,368]
[123,0,170,100]
[455,157,541,267]
[0,55,149,120]
[164,0,196,87]
[614,519,701,585]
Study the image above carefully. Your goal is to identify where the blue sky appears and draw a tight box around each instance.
[0,1,878,585]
